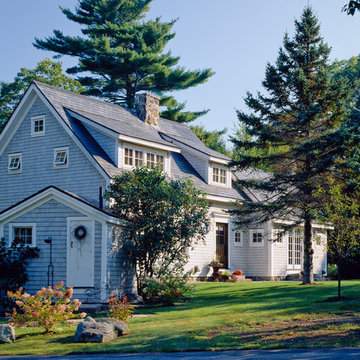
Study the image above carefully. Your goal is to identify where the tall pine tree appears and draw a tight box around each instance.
[34,0,213,123]
[230,7,356,284]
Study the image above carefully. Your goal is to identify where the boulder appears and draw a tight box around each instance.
[97,318,130,336]
[74,316,118,343]
[0,324,15,344]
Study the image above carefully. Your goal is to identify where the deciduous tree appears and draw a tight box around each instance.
[104,166,208,298]
[0,58,84,131]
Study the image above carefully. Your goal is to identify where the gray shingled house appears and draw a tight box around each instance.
[0,81,327,303]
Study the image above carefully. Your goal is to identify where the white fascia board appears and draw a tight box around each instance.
[0,188,121,225]
[206,194,240,204]
[119,134,180,153]
[209,156,229,165]
[272,219,334,230]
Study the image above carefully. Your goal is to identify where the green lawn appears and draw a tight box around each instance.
[1,280,360,355]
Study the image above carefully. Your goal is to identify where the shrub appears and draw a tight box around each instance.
[7,281,86,333]
[108,295,133,322]
[0,237,39,315]
[143,271,194,305]
[327,264,338,278]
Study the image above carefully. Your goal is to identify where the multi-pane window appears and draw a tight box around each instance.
[54,147,68,167]
[8,153,21,171]
[252,232,263,244]
[212,167,226,184]
[31,115,45,136]
[135,150,143,167]
[146,153,156,167]
[156,155,164,170]
[13,227,33,245]
[124,147,164,170]
[288,229,302,268]
[234,231,242,245]
[124,148,133,166]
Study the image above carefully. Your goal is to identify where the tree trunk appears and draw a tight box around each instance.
[302,216,314,284]
[337,259,341,299]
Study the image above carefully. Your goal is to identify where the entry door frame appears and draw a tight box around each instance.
[67,217,95,288]
[215,220,230,269]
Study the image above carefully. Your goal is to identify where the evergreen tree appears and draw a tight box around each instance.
[190,124,230,156]
[34,0,213,123]
[230,7,356,284]
[0,58,84,131]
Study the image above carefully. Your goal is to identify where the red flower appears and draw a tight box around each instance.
[234,270,243,275]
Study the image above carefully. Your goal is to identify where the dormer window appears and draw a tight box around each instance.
[54,147,68,168]
[8,153,22,173]
[213,167,226,184]
[124,148,133,166]
[31,115,45,137]
[135,150,143,167]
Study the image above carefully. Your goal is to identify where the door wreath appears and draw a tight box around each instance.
[74,225,87,240]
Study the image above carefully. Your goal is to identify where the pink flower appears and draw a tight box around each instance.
[32,311,39,318]
[65,288,73,299]
[80,312,87,318]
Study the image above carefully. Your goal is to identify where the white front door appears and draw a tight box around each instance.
[67,218,94,287]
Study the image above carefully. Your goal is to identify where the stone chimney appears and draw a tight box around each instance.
[135,93,160,126]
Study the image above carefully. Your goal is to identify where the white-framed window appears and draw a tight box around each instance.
[54,147,69,168]
[135,150,143,167]
[249,229,264,247]
[212,167,227,185]
[312,230,325,248]
[31,115,45,137]
[234,231,242,246]
[272,229,285,246]
[288,229,302,269]
[156,155,164,170]
[8,153,22,173]
[124,148,133,166]
[9,223,36,247]
[146,153,156,167]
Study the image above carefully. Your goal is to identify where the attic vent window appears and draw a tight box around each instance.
[8,153,22,172]
[54,147,68,168]
[213,167,226,184]
[31,115,45,137]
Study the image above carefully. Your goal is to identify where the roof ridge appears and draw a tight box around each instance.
[32,80,134,115]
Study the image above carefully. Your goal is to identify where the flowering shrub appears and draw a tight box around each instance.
[233,270,243,275]
[6,282,86,333]
[108,295,133,322]
[143,274,194,305]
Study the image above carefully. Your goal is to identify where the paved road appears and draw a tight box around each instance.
[1,348,360,360]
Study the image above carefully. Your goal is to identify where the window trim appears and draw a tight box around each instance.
[249,229,264,247]
[234,231,243,246]
[123,145,165,171]
[210,164,229,186]
[313,230,325,248]
[272,229,285,247]
[8,223,37,247]
[8,153,22,173]
[53,147,69,168]
[31,115,45,137]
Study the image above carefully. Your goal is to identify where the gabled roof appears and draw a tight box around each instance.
[34,81,177,149]
[0,186,120,224]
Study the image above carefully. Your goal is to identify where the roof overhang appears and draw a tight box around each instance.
[272,219,334,230]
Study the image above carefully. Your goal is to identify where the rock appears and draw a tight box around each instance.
[97,318,130,336]
[0,324,15,344]
[74,319,117,343]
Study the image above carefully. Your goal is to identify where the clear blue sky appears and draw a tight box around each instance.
[1,1,360,138]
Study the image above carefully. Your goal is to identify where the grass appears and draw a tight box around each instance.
[1,280,360,355]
